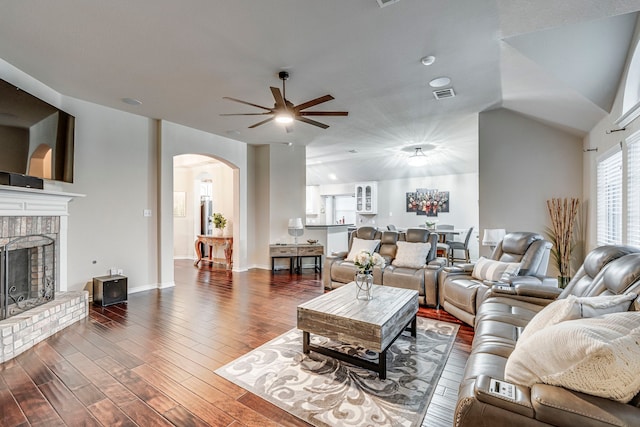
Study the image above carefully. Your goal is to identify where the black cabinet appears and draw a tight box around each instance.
[93,275,128,306]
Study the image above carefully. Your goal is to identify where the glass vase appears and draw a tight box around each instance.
[558,276,571,289]
[355,271,374,300]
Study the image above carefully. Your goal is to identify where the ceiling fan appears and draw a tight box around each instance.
[221,71,348,132]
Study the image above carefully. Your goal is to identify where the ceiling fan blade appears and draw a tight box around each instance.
[294,95,334,112]
[248,117,274,128]
[270,87,286,109]
[296,116,329,129]
[299,111,349,116]
[220,112,271,116]
[223,96,272,111]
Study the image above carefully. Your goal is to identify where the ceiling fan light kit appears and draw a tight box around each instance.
[275,112,294,124]
[407,147,428,167]
[222,71,348,131]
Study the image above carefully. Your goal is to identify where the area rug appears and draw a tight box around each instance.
[215,317,459,427]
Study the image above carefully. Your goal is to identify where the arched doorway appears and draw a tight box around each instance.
[173,154,235,267]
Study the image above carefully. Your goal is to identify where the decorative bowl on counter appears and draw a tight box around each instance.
[307,239,318,245]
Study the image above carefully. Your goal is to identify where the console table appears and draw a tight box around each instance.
[194,235,233,269]
[269,244,323,273]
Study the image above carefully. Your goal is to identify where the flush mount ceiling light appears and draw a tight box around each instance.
[407,147,428,167]
[122,97,142,106]
[429,77,451,88]
[420,55,436,66]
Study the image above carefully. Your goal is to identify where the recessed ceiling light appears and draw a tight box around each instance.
[328,173,338,180]
[429,77,451,88]
[122,97,142,106]
[420,56,436,66]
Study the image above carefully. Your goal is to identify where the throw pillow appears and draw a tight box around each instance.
[345,237,381,262]
[471,257,521,282]
[391,241,431,268]
[504,311,640,403]
[519,293,637,343]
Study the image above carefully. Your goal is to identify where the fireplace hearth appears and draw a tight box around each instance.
[0,185,86,364]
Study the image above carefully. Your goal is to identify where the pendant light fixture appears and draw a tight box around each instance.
[407,147,428,167]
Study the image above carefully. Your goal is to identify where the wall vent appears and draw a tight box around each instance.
[377,0,400,8]
[433,88,455,100]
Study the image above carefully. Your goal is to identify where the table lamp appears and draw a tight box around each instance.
[288,218,304,245]
[482,228,506,251]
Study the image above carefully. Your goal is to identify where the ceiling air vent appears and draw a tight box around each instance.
[433,88,455,100]
[377,0,400,8]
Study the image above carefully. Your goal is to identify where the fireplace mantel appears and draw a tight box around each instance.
[0,184,84,291]
[0,185,84,216]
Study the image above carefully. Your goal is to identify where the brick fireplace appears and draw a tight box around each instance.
[0,185,86,363]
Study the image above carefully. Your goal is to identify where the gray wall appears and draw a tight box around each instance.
[478,108,584,269]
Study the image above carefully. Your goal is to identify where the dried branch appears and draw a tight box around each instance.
[546,198,580,278]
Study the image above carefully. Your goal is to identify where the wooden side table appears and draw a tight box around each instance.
[269,244,297,272]
[297,244,323,272]
[194,235,233,269]
[269,244,324,273]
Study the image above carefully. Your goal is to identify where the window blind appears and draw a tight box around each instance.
[597,148,622,246]
[628,138,640,247]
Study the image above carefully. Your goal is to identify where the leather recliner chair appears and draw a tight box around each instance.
[454,246,640,427]
[438,232,552,326]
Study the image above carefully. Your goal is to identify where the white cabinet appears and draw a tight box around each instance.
[355,182,377,214]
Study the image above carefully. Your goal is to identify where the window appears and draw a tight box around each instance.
[628,136,640,246]
[597,147,622,245]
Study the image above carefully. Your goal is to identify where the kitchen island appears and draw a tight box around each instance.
[304,224,353,257]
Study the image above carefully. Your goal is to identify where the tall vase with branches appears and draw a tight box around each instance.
[546,198,580,289]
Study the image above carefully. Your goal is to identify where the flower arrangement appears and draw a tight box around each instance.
[212,212,227,229]
[354,250,386,273]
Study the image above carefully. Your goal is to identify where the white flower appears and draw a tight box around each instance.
[354,250,386,272]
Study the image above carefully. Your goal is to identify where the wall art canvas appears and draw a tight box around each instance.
[406,188,450,216]
[406,192,418,212]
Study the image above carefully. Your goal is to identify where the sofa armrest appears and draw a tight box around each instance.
[329,251,348,259]
[513,283,562,300]
[474,375,534,418]
[443,263,474,273]
[428,258,446,268]
[531,383,640,427]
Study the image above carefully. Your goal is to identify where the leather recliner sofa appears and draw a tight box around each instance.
[438,232,552,326]
[454,245,640,427]
[323,227,445,306]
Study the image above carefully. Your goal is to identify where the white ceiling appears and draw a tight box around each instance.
[0,1,639,185]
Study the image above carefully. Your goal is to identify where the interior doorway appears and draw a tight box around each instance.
[173,154,235,265]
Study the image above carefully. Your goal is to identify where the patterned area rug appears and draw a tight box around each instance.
[216,317,459,427]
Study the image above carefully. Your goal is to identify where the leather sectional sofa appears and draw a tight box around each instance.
[454,245,640,427]
[323,226,445,306]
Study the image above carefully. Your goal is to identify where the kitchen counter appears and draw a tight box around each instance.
[304,225,353,256]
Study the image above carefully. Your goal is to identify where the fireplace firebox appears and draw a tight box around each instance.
[1,235,55,320]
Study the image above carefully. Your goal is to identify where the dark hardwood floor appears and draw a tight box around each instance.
[0,261,474,426]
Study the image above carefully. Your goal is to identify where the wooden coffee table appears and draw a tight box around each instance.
[297,282,419,379]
